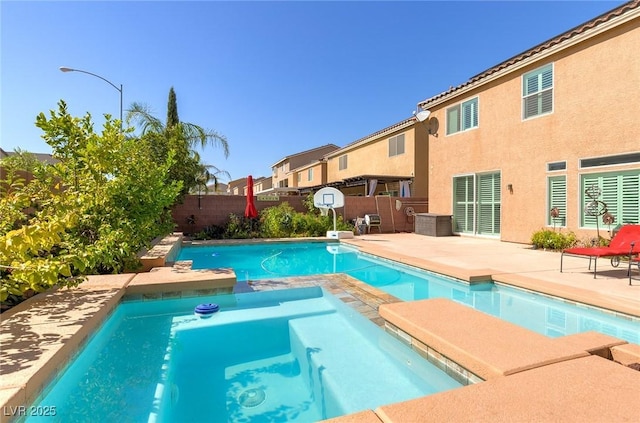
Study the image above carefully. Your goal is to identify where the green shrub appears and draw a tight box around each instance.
[531,229,577,250]
[190,201,355,240]
[260,202,295,238]
[259,201,354,238]
[224,214,260,239]
[193,225,225,240]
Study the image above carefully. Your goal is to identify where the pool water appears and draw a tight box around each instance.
[25,287,461,422]
[178,242,640,344]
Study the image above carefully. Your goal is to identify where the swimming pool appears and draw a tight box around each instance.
[24,287,461,422]
[178,242,640,344]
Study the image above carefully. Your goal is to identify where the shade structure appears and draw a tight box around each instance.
[245,175,258,218]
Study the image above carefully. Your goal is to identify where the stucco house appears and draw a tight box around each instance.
[321,118,429,198]
[270,144,340,195]
[417,1,639,243]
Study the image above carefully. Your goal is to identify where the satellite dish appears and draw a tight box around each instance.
[414,110,431,122]
[427,117,439,135]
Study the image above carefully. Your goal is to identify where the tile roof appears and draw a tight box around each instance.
[418,0,639,108]
[325,116,417,158]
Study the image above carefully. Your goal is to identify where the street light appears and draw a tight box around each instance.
[59,66,123,130]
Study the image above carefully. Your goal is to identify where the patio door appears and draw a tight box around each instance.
[453,172,501,236]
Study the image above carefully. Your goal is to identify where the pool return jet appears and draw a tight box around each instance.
[313,187,354,239]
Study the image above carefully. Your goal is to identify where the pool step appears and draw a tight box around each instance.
[288,313,458,418]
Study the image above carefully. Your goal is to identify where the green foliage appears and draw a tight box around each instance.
[192,225,226,240]
[258,202,352,238]
[166,86,179,128]
[190,201,355,241]
[260,203,295,238]
[0,101,181,304]
[531,229,577,250]
[224,214,260,239]
[127,91,230,199]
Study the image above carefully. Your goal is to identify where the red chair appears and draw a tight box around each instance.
[560,224,640,278]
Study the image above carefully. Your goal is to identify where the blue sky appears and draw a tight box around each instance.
[1,1,626,183]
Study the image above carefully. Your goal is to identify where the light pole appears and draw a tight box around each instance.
[59,66,123,131]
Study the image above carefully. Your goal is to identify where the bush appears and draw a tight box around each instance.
[531,229,577,250]
[225,214,260,239]
[190,201,355,240]
[1,102,181,305]
[192,225,225,240]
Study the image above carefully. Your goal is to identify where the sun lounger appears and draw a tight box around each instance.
[560,224,640,278]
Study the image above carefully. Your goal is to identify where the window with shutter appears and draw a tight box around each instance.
[477,173,501,236]
[580,170,640,227]
[453,175,475,233]
[388,134,405,157]
[446,97,478,135]
[453,172,500,236]
[548,176,567,226]
[523,64,553,119]
[338,155,348,170]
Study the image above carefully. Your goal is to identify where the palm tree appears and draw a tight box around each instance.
[126,87,230,197]
[127,98,230,156]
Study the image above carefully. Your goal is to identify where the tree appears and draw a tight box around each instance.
[167,86,179,129]
[127,87,230,197]
[0,101,181,305]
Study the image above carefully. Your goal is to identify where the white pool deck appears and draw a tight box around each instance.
[1,233,639,422]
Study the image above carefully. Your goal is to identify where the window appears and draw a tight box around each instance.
[548,161,566,172]
[453,172,501,236]
[580,170,639,227]
[278,179,289,188]
[580,152,640,169]
[388,134,405,157]
[308,168,313,181]
[548,176,567,226]
[447,97,478,135]
[523,64,553,119]
[339,155,348,170]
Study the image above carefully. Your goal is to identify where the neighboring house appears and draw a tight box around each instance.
[321,118,429,197]
[0,147,59,186]
[253,176,273,194]
[417,1,639,243]
[0,148,58,166]
[204,182,228,195]
[226,177,247,195]
[293,159,329,192]
[270,144,340,194]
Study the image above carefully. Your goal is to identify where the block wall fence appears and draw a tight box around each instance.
[171,195,429,235]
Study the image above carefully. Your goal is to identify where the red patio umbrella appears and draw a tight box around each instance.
[245,175,258,219]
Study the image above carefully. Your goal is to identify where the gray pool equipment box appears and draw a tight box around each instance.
[415,213,453,237]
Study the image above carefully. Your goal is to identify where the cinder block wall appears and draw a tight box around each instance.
[172,195,428,235]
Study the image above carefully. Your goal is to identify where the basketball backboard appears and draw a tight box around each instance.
[313,187,344,209]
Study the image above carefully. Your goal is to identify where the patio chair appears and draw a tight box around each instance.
[560,224,640,278]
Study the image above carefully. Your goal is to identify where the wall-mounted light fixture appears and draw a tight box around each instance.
[507,183,513,194]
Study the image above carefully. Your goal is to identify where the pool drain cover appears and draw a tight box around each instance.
[238,388,266,408]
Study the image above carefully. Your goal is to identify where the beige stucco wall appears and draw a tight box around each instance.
[325,124,429,196]
[296,161,326,188]
[426,18,639,243]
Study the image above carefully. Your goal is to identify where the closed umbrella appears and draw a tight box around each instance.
[245,175,258,219]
